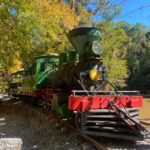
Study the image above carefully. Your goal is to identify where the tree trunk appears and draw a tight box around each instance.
[71,0,76,11]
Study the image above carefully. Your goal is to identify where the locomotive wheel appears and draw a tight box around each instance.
[36,98,44,107]
[44,102,52,112]
[43,101,47,110]
[47,102,52,111]
[75,112,81,129]
[30,97,36,105]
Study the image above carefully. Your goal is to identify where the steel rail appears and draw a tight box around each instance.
[61,120,110,150]
[49,113,110,150]
[140,120,150,143]
[140,120,150,126]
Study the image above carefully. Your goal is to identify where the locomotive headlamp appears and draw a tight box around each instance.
[90,69,101,81]
[92,41,103,55]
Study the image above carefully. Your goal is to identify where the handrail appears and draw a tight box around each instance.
[71,90,140,96]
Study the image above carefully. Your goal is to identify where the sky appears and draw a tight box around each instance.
[88,0,150,27]
[115,0,150,26]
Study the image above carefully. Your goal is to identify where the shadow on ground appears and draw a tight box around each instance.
[0,95,93,150]
[0,95,150,150]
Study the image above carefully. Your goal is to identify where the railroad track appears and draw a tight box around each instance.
[59,119,109,150]
[29,103,109,150]
[13,98,150,150]
[32,103,150,150]
[45,112,109,150]
[56,117,150,150]
[49,112,150,150]
[63,119,150,150]
[42,108,150,150]
[140,120,150,143]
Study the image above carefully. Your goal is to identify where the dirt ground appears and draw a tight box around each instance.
[0,95,150,150]
[0,95,95,150]
[140,98,150,119]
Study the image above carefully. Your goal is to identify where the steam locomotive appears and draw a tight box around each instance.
[9,24,148,140]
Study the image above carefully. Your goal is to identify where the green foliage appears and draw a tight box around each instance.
[124,23,150,92]
[92,0,121,21]
[64,0,90,23]
[65,0,121,23]
[0,0,78,69]
[0,0,78,92]
[98,21,130,89]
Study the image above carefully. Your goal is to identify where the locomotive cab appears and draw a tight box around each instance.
[36,54,59,88]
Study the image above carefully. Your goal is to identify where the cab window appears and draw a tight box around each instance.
[40,62,45,72]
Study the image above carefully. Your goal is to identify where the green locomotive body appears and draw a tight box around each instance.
[14,54,59,96]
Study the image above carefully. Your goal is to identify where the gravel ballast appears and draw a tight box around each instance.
[0,95,96,150]
[0,95,150,150]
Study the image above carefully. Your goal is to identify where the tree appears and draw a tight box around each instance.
[65,0,121,21]
[64,0,90,23]
[124,23,150,92]
[16,0,79,67]
[98,21,130,89]
[0,0,79,69]
[0,0,78,92]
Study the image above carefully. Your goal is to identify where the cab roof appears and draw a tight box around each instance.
[35,53,59,59]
